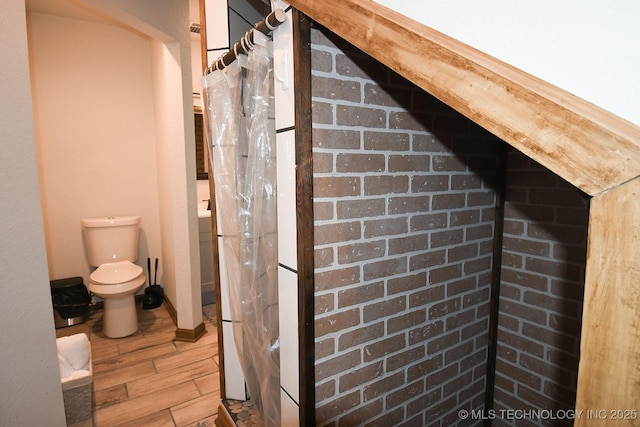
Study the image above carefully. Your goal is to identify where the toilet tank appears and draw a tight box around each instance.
[81,216,140,267]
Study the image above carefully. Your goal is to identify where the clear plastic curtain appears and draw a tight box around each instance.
[202,33,280,427]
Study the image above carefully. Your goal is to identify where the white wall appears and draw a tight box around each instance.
[204,0,230,65]
[374,0,640,126]
[0,0,66,425]
[0,1,201,422]
[80,0,203,330]
[150,36,203,329]
[29,12,162,286]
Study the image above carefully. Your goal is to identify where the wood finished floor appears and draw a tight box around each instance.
[56,303,220,427]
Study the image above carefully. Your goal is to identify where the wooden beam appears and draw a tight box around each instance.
[198,0,208,74]
[286,0,640,196]
[293,9,316,427]
[198,0,226,393]
[214,403,235,427]
[575,177,640,424]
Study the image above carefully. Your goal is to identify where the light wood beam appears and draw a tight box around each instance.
[287,0,640,196]
[575,177,640,425]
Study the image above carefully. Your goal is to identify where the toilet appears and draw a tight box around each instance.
[81,215,146,338]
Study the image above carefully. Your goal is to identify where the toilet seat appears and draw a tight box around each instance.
[91,261,142,284]
[89,261,146,297]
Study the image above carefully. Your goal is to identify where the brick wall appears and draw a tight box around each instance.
[493,149,589,426]
[311,26,501,426]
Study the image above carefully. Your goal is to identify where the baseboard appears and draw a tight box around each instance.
[163,294,178,325]
[162,295,207,342]
[174,322,207,342]
[215,403,235,427]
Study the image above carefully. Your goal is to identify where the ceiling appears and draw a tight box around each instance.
[26,0,202,30]
[25,0,113,24]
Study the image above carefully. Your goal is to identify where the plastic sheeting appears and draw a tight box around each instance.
[202,32,280,427]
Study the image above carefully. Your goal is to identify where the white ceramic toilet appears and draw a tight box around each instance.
[81,215,146,338]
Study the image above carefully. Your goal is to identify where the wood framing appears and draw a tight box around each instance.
[293,9,316,427]
[575,177,640,424]
[287,0,640,419]
[199,0,227,398]
[214,403,235,427]
[287,0,640,197]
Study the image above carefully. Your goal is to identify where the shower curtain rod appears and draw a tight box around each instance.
[205,8,287,74]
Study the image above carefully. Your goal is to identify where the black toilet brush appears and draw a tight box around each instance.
[147,257,152,288]
[152,258,157,287]
[143,257,163,309]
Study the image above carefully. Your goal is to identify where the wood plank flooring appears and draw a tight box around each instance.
[56,302,220,427]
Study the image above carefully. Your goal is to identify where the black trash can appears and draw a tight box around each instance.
[50,277,91,328]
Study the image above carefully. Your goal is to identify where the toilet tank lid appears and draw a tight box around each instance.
[81,215,140,228]
[91,261,143,285]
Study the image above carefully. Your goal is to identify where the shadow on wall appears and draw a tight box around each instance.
[313,24,501,426]
[496,148,589,417]
[311,24,590,426]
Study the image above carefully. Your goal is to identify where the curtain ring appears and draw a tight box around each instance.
[241,34,252,53]
[264,16,276,31]
[244,29,255,49]
[219,55,229,70]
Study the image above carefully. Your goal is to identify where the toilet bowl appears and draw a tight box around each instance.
[81,215,145,339]
[88,261,146,338]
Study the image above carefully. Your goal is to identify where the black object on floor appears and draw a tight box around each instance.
[142,285,163,309]
[143,257,163,309]
[50,277,91,328]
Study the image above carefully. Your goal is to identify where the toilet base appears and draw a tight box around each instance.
[102,294,139,338]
